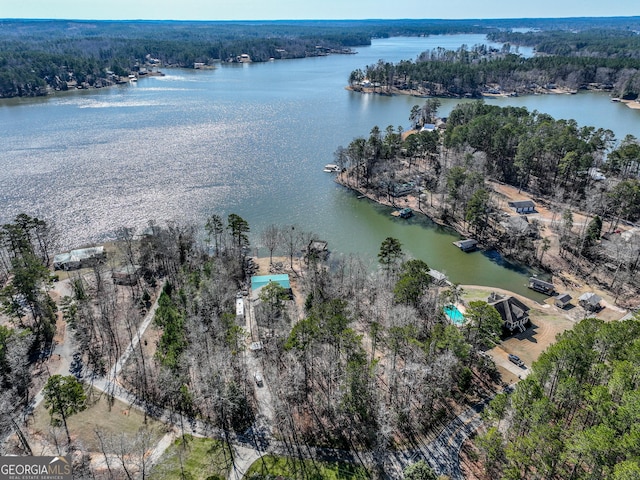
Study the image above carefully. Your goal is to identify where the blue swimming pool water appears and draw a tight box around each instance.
[444,305,465,325]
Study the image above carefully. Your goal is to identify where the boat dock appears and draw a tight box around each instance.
[391,207,413,219]
[453,239,478,252]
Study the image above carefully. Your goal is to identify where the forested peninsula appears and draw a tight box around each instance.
[2,17,640,99]
[350,22,640,100]
[334,99,640,305]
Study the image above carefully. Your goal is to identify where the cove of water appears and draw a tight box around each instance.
[1,35,638,299]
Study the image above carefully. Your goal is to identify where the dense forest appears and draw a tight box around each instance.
[351,43,640,99]
[488,28,640,58]
[477,317,640,479]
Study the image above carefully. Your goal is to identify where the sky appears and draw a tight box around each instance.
[1,0,638,21]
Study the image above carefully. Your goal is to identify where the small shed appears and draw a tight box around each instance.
[453,239,478,252]
[579,292,602,312]
[554,293,572,309]
[529,277,555,295]
[508,200,535,214]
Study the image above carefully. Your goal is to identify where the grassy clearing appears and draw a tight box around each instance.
[460,287,493,303]
[30,387,166,452]
[244,454,369,480]
[149,435,232,480]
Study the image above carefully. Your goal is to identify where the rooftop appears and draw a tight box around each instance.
[508,200,535,209]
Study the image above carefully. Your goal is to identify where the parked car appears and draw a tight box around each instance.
[254,371,264,387]
[508,354,525,368]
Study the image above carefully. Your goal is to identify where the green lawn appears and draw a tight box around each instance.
[31,387,165,452]
[244,454,369,480]
[149,435,233,480]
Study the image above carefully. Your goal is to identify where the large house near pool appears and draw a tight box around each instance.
[488,292,530,333]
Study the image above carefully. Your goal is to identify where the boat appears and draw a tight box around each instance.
[323,164,340,173]
[128,74,137,83]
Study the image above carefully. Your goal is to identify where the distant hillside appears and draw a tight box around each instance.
[1,17,639,98]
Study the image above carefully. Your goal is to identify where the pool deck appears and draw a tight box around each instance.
[444,304,467,325]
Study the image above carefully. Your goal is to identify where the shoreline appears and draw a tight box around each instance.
[334,174,635,311]
[346,85,640,110]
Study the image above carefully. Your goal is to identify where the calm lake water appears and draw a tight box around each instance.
[1,35,639,298]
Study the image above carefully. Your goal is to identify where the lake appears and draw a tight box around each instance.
[1,34,638,299]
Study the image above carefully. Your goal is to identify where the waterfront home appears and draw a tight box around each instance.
[391,182,416,197]
[453,239,478,252]
[488,292,530,333]
[529,277,555,295]
[53,246,106,270]
[501,215,537,237]
[554,293,572,309]
[579,292,602,312]
[508,200,535,214]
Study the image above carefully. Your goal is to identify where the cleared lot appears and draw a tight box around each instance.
[462,286,579,385]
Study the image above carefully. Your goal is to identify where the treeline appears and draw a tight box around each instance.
[0,18,498,98]
[488,28,640,59]
[6,17,640,99]
[0,214,59,441]
[477,317,640,479]
[0,20,375,98]
[350,45,640,98]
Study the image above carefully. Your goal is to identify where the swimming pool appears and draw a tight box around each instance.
[444,305,465,325]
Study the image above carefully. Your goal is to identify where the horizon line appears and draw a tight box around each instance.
[2,15,640,22]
